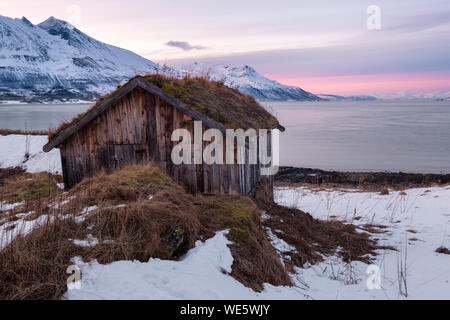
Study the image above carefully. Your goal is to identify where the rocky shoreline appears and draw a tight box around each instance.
[275,166,450,190]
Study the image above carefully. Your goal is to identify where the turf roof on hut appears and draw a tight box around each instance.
[140,74,279,130]
[46,75,282,148]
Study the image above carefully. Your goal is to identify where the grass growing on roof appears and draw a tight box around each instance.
[142,74,278,129]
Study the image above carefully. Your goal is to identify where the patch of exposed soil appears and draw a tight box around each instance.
[435,246,450,255]
[254,178,387,271]
[275,166,450,191]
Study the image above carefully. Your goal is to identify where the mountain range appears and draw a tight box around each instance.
[0,15,171,102]
[0,15,321,103]
[1,15,447,103]
[316,94,377,101]
[372,91,450,101]
[178,63,321,101]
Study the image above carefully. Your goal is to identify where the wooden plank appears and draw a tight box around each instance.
[120,96,130,144]
[145,93,158,162]
[43,78,141,151]
[133,90,142,144]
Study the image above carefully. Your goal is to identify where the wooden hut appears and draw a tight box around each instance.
[43,75,284,195]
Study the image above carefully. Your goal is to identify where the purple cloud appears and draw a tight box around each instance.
[166,41,206,51]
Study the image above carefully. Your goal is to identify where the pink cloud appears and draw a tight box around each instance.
[265,72,450,95]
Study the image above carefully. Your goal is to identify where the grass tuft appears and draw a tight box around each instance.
[0,172,61,204]
[68,165,183,206]
[0,129,48,136]
[142,74,278,130]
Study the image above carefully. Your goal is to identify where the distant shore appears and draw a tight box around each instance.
[0,100,94,105]
[275,166,450,190]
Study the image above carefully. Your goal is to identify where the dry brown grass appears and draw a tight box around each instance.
[0,165,291,299]
[0,129,48,136]
[186,192,291,291]
[0,172,61,205]
[435,246,450,255]
[254,178,382,269]
[0,165,384,299]
[359,224,389,234]
[82,197,202,263]
[67,165,184,206]
[0,167,25,187]
[0,217,84,299]
[142,74,278,130]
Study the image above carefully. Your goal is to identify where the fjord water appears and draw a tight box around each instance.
[0,101,449,173]
[263,100,450,174]
[0,103,91,131]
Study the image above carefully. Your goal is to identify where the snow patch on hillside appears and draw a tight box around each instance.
[0,212,51,250]
[0,135,61,174]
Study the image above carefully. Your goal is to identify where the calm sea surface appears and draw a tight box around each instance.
[262,100,450,174]
[1,101,449,173]
[0,103,91,132]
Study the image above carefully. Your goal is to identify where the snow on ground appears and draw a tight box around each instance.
[65,230,307,300]
[265,228,297,254]
[64,186,450,300]
[0,201,24,211]
[274,186,450,299]
[0,135,61,174]
[1,137,448,299]
[0,211,51,250]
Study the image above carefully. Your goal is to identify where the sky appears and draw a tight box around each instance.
[1,0,450,95]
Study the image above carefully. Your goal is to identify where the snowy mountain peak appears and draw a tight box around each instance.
[0,15,166,102]
[179,63,321,101]
[20,17,34,27]
[37,16,102,50]
[38,16,78,37]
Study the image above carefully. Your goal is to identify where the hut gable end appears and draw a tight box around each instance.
[43,75,281,194]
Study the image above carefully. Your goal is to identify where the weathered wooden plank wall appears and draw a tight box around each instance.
[59,87,272,196]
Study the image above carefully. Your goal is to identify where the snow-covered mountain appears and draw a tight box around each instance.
[0,15,174,102]
[372,91,450,101]
[0,15,318,103]
[178,63,321,101]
